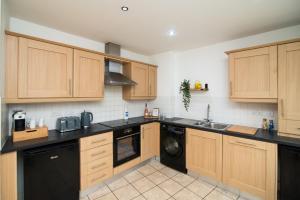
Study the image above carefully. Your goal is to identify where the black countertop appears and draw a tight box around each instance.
[2,116,300,154]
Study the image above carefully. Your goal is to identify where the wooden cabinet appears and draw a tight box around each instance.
[80,132,113,190]
[141,122,160,161]
[74,49,104,98]
[228,46,277,103]
[123,62,157,100]
[223,135,277,200]
[278,42,300,138]
[148,66,157,97]
[18,37,73,98]
[186,129,222,181]
[0,152,17,200]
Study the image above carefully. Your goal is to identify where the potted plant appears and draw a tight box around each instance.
[179,79,191,111]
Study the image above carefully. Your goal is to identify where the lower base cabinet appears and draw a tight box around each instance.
[141,122,160,162]
[0,152,17,200]
[223,135,277,200]
[80,132,113,190]
[186,128,222,181]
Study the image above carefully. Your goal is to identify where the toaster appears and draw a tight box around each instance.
[56,116,81,133]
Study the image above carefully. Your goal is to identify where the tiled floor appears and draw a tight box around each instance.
[81,160,251,200]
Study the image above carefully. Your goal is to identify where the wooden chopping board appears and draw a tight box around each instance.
[226,125,258,135]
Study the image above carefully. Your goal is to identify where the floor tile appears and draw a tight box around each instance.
[132,177,155,193]
[138,165,156,176]
[124,170,144,183]
[142,186,170,200]
[214,187,239,200]
[80,196,89,200]
[172,173,195,186]
[113,184,140,200]
[96,192,118,200]
[186,179,215,198]
[149,160,165,170]
[159,167,179,178]
[132,195,147,200]
[158,179,183,195]
[205,189,238,200]
[173,188,202,200]
[146,171,169,185]
[107,177,129,191]
[88,186,111,200]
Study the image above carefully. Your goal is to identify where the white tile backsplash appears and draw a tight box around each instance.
[8,86,151,132]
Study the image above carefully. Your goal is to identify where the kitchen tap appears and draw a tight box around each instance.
[204,104,212,123]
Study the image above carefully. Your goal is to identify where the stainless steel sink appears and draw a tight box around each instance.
[193,121,230,130]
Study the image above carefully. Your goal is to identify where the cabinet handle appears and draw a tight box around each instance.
[280,99,284,117]
[91,174,106,182]
[149,84,151,95]
[235,141,256,147]
[91,150,106,157]
[69,79,72,96]
[91,162,106,170]
[230,81,233,96]
[91,139,106,144]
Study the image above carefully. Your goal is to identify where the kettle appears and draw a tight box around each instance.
[81,111,93,128]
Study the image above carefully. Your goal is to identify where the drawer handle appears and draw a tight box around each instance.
[233,141,256,147]
[91,174,106,182]
[91,162,106,170]
[50,155,59,160]
[91,139,107,144]
[91,150,106,157]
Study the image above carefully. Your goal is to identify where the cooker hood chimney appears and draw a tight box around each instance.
[104,42,137,86]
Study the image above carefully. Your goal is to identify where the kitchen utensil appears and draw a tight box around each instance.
[12,110,26,132]
[226,125,258,135]
[56,116,81,132]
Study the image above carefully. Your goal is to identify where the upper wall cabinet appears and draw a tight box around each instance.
[74,49,104,98]
[18,38,73,98]
[123,62,157,100]
[228,46,277,103]
[278,42,300,138]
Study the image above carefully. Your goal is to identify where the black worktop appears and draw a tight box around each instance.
[2,116,300,154]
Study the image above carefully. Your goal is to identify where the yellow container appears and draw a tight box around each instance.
[195,81,202,90]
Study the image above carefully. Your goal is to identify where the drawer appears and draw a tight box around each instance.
[80,132,112,151]
[225,135,267,150]
[86,167,113,187]
[81,144,112,164]
[86,156,112,175]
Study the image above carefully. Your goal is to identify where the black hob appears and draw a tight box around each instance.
[99,117,155,130]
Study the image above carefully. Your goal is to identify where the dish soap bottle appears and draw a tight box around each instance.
[144,103,149,117]
[124,104,129,121]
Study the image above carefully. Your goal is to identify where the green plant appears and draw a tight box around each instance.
[179,79,191,111]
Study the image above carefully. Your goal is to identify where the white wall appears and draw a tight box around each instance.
[151,24,300,128]
[0,0,9,148]
[7,18,154,131]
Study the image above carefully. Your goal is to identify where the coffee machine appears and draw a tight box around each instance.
[13,111,26,131]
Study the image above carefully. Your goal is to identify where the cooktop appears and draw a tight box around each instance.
[99,117,155,129]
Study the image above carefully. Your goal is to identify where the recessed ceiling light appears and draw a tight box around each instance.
[168,30,176,37]
[121,6,129,11]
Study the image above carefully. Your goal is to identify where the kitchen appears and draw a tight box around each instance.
[1,1,300,200]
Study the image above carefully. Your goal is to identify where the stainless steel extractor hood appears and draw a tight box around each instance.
[104,42,137,86]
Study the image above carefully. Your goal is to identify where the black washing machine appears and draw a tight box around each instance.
[160,123,187,173]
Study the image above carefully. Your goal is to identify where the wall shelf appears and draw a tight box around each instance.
[190,88,209,92]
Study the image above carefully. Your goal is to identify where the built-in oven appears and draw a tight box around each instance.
[113,125,141,167]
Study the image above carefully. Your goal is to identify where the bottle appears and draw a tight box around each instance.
[262,118,268,130]
[124,105,129,121]
[144,103,149,117]
[269,120,274,132]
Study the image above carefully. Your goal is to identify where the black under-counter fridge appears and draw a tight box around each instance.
[24,140,79,200]
[279,145,300,200]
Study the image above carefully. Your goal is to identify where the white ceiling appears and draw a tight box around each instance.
[7,0,300,55]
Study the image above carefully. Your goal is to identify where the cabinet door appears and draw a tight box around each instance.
[223,136,277,200]
[278,42,300,137]
[148,66,157,98]
[0,152,17,200]
[74,50,104,98]
[18,38,73,98]
[141,123,159,161]
[186,129,222,181]
[132,63,149,97]
[229,46,277,100]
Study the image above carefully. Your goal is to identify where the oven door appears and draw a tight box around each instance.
[113,129,141,167]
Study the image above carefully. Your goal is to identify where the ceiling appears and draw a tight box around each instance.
[7,0,300,55]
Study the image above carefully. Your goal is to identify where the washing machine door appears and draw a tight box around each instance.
[163,136,183,157]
